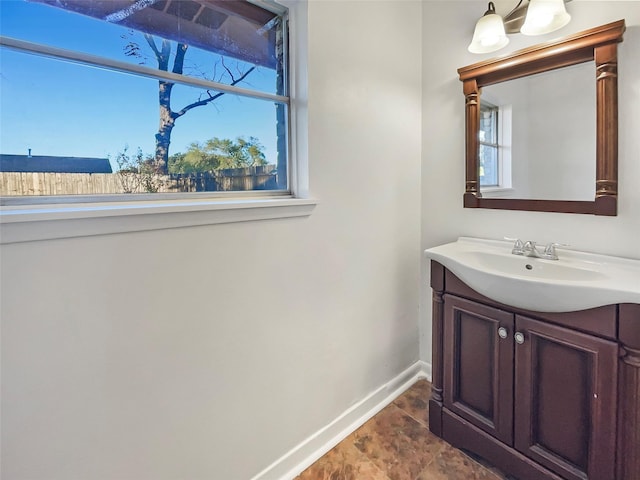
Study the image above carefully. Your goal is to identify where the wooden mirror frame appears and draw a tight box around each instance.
[458,20,626,216]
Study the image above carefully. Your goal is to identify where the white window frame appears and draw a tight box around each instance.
[479,99,513,198]
[0,0,314,244]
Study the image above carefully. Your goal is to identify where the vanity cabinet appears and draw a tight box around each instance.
[430,261,640,480]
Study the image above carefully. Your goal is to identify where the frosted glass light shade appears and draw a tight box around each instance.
[521,0,571,36]
[468,9,509,53]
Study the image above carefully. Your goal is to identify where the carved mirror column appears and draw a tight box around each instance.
[595,42,619,214]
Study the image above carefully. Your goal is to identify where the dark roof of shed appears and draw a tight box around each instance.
[0,155,113,173]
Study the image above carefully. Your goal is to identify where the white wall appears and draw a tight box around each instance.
[420,1,640,361]
[0,1,423,479]
[525,63,596,200]
[4,1,637,477]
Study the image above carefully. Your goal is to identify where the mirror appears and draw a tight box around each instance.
[458,20,626,215]
[480,62,596,201]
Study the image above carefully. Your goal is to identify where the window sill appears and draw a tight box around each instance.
[0,197,317,244]
[480,187,515,198]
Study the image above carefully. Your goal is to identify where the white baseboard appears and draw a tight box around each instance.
[250,360,432,480]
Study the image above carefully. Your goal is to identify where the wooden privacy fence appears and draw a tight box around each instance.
[0,165,278,196]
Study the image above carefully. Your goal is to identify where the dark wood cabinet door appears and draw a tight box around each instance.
[443,295,514,444]
[514,315,618,480]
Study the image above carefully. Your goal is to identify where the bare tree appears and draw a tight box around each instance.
[126,34,255,174]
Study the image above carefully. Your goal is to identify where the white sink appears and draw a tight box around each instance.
[425,237,640,312]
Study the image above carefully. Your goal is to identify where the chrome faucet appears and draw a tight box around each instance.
[507,238,566,260]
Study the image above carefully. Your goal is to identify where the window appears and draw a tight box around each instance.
[0,0,290,201]
[479,100,511,191]
[479,102,499,187]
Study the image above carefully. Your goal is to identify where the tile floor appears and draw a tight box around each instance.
[295,379,505,480]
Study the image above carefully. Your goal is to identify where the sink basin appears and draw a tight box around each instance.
[461,251,608,282]
[425,237,640,312]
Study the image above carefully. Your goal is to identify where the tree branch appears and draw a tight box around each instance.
[144,34,172,71]
[172,43,188,75]
[221,57,235,81]
[160,40,171,69]
[174,66,256,118]
[144,34,161,59]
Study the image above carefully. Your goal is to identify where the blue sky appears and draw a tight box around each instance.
[0,0,282,169]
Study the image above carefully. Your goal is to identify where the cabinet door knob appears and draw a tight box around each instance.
[498,327,508,339]
[514,332,525,345]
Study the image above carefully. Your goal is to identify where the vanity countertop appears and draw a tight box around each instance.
[425,237,640,312]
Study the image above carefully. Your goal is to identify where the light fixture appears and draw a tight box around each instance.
[468,0,571,54]
[468,2,509,54]
[521,0,571,35]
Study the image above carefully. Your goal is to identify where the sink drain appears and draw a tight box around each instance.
[525,264,533,270]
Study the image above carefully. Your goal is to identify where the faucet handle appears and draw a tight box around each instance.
[543,242,569,254]
[543,242,569,260]
[504,236,524,255]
